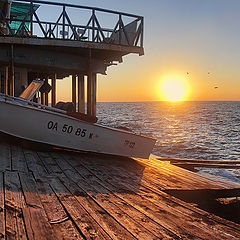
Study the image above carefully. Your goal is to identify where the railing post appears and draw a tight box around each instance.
[119,14,122,45]
[92,9,95,42]
[62,5,66,39]
[30,0,33,36]
[140,17,144,48]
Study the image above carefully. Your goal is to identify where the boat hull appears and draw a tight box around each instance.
[0,99,156,158]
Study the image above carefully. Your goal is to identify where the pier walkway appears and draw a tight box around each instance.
[0,136,240,239]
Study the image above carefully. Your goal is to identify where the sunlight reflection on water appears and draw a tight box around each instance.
[97,101,240,182]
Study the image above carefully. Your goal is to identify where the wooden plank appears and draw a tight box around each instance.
[46,176,114,240]
[11,145,28,173]
[18,173,55,240]
[4,172,27,240]
[32,173,84,240]
[0,142,11,171]
[0,173,4,239]
[158,157,240,164]
[173,162,240,169]
[64,152,240,240]
[39,152,137,240]
[136,157,240,189]
[22,149,47,175]
[52,153,175,239]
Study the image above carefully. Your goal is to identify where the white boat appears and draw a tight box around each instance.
[0,80,156,158]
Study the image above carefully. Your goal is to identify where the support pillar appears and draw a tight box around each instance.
[4,66,8,95]
[41,92,44,105]
[72,74,76,111]
[92,73,97,117]
[45,78,49,106]
[51,74,56,107]
[9,45,15,96]
[78,74,85,113]
[87,73,92,116]
[87,72,97,117]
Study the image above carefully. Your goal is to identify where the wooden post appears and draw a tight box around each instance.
[87,72,92,116]
[92,73,97,117]
[4,66,8,95]
[87,72,97,117]
[51,74,56,107]
[78,74,85,113]
[45,78,49,106]
[41,92,44,105]
[72,74,76,111]
[9,45,15,96]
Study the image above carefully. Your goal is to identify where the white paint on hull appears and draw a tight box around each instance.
[0,96,156,158]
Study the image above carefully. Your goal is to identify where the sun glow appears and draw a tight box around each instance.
[159,77,190,101]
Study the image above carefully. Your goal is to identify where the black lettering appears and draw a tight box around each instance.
[52,122,58,131]
[48,121,53,129]
[89,133,93,139]
[67,126,73,134]
[81,129,86,137]
[75,128,81,136]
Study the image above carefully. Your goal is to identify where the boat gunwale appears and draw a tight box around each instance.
[0,93,157,142]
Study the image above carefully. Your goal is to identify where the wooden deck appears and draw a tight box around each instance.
[0,136,240,239]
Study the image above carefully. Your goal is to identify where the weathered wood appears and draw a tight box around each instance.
[159,157,240,164]
[0,142,11,171]
[11,145,28,173]
[87,72,92,116]
[173,162,240,169]
[22,149,47,174]
[4,66,8,95]
[4,172,27,240]
[51,74,56,107]
[53,153,173,239]
[64,152,240,239]
[72,75,77,112]
[0,173,4,239]
[0,139,240,239]
[42,152,137,240]
[30,173,84,240]
[18,173,55,240]
[136,157,240,189]
[77,74,85,113]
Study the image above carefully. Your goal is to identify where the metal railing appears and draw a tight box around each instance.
[0,0,144,48]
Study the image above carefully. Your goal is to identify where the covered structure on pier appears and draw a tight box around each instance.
[0,0,144,117]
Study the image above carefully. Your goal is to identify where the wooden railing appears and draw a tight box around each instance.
[0,0,144,48]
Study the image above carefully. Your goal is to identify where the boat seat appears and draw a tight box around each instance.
[55,101,75,112]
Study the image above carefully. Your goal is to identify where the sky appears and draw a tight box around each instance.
[40,0,240,102]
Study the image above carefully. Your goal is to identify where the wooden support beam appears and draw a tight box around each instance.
[4,66,8,95]
[87,72,92,116]
[40,92,44,105]
[78,74,85,113]
[51,74,56,107]
[9,45,14,96]
[92,73,97,117]
[72,74,76,111]
[87,72,97,117]
[45,78,49,106]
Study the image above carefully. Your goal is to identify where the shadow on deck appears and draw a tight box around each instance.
[0,133,240,239]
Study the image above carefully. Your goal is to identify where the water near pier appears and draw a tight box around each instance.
[97,101,240,183]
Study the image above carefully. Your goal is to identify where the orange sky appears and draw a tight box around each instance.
[55,0,240,102]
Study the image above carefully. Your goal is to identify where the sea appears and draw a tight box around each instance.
[97,101,240,184]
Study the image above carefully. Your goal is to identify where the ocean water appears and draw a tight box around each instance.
[97,101,240,183]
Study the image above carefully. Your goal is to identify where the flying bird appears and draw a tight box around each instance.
[214,86,218,89]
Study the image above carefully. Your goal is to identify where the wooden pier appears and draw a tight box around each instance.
[0,135,240,239]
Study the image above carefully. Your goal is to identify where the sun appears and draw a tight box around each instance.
[159,77,190,101]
